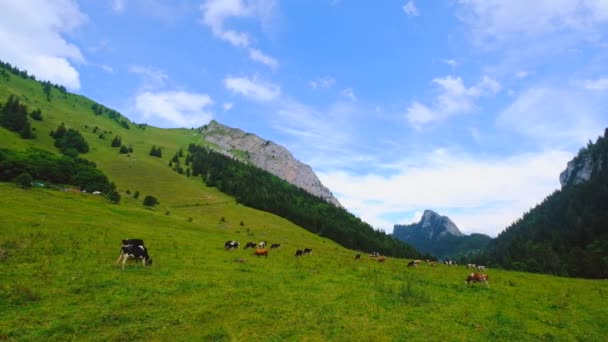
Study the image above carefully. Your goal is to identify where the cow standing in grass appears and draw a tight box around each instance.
[254,249,269,258]
[465,273,489,287]
[116,245,152,269]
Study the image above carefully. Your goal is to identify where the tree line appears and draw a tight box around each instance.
[186,144,421,258]
[0,148,120,203]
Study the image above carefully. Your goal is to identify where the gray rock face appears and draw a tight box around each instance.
[200,120,341,206]
[559,156,595,187]
[418,210,463,239]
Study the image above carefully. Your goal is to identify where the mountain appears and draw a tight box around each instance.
[483,128,608,278]
[200,120,341,206]
[392,210,490,259]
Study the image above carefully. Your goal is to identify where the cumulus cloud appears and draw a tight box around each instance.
[200,0,278,68]
[406,75,500,126]
[223,75,280,101]
[318,149,573,235]
[0,0,87,89]
[134,91,214,128]
[402,1,420,17]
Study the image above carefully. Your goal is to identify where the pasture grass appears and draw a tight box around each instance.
[1,184,607,341]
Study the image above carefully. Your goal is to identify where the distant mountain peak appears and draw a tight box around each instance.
[418,209,463,238]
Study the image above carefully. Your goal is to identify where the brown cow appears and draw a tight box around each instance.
[465,273,489,287]
[378,256,386,262]
[254,248,269,258]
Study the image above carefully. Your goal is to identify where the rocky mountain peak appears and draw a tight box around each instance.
[559,128,607,188]
[418,210,463,238]
[200,120,341,207]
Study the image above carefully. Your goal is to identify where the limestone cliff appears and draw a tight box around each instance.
[200,120,341,206]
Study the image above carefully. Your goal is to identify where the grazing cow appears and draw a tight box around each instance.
[295,249,304,257]
[116,245,152,269]
[270,243,281,249]
[254,249,269,258]
[122,239,145,247]
[465,273,489,287]
[477,265,486,271]
[355,254,361,260]
[224,240,240,250]
[244,242,256,249]
[369,251,380,258]
[258,241,267,248]
[378,256,386,262]
[467,263,476,269]
[407,260,418,268]
[303,248,312,255]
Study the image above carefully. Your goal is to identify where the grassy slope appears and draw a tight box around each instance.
[1,184,607,341]
[1,74,607,341]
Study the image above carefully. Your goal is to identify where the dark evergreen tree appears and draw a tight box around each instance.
[111,136,122,147]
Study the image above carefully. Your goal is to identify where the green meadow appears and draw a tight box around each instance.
[1,67,608,341]
[1,184,608,341]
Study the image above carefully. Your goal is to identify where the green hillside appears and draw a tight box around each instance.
[1,184,607,341]
[0,62,418,258]
[1,63,608,340]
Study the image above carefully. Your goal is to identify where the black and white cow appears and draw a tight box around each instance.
[116,245,152,269]
[224,240,240,250]
[303,248,312,255]
[295,249,304,257]
[244,242,257,249]
[122,239,145,247]
[270,243,281,249]
[355,254,361,260]
[258,241,267,248]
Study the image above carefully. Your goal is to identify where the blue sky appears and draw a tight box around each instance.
[1,0,607,236]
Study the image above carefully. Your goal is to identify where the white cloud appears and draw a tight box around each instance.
[200,0,251,47]
[249,48,279,70]
[200,0,279,66]
[515,70,529,79]
[223,102,233,111]
[318,149,573,235]
[497,87,603,146]
[457,0,608,45]
[309,76,336,89]
[110,0,126,13]
[0,0,86,89]
[341,88,357,101]
[134,91,214,128]
[583,77,608,90]
[406,75,500,126]
[402,1,420,17]
[224,75,280,101]
[129,65,168,90]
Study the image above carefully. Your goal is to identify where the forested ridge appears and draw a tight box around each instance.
[186,144,422,258]
[481,128,608,278]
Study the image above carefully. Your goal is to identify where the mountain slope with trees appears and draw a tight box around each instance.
[482,129,608,278]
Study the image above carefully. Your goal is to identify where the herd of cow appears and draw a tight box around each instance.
[116,238,489,286]
[224,240,312,258]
